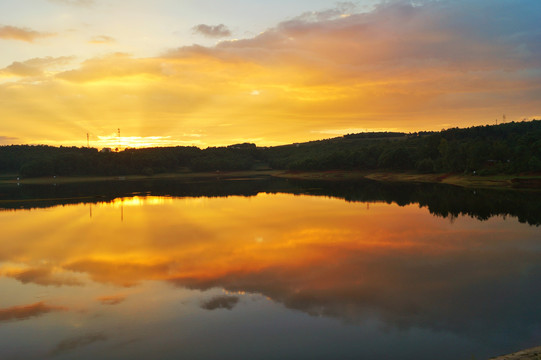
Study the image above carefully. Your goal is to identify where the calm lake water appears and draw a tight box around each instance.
[0,178,540,360]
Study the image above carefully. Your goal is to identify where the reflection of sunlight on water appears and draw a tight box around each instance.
[100,196,174,208]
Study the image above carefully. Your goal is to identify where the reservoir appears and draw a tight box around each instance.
[0,178,540,359]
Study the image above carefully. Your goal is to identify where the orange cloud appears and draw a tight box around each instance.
[0,25,54,42]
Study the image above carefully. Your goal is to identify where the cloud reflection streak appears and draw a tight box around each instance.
[0,302,66,323]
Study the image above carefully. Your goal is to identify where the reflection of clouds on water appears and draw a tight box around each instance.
[64,260,170,287]
[48,332,108,357]
[96,294,126,306]
[0,301,66,323]
[6,267,84,287]
[1,193,540,352]
[169,246,541,343]
[108,337,142,351]
[200,295,239,311]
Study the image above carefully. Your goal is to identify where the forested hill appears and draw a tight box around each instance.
[1,120,540,177]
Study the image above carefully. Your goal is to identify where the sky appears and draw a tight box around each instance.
[1,0,540,148]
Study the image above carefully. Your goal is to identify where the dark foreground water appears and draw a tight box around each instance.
[0,178,540,360]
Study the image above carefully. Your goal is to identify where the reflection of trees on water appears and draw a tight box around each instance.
[288,179,541,226]
[1,177,541,225]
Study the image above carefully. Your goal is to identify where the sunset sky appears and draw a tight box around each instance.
[1,0,540,148]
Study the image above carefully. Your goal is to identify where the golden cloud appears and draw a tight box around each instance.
[0,25,54,42]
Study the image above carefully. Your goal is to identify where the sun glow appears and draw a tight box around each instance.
[95,135,201,149]
[106,197,174,207]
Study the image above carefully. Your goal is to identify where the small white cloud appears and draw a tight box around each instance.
[192,24,232,38]
[88,35,116,44]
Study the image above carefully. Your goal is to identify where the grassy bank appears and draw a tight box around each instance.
[275,170,541,190]
[0,170,281,185]
[364,172,541,189]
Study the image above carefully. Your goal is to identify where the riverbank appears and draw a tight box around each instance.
[0,170,281,185]
[1,170,540,190]
[274,170,541,190]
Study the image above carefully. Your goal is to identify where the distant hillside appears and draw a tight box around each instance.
[1,120,540,177]
[263,120,541,174]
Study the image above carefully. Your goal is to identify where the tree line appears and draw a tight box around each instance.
[1,120,540,177]
[265,120,541,174]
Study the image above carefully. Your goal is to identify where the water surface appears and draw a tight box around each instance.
[0,179,540,359]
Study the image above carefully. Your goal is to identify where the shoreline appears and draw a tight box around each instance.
[1,170,540,190]
[274,170,541,190]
